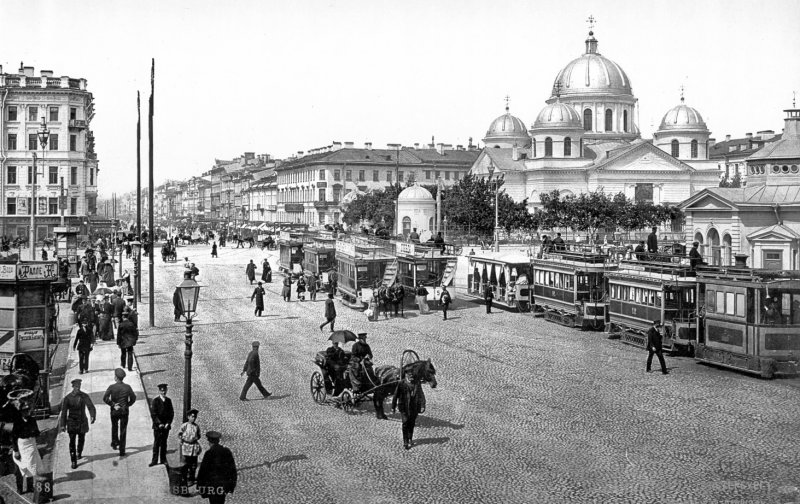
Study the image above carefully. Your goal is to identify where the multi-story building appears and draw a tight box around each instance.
[0,63,99,239]
[709,130,781,186]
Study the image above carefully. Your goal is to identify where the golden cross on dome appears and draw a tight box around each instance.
[504,95,510,112]
[586,15,596,31]
[680,85,685,102]
[794,91,797,108]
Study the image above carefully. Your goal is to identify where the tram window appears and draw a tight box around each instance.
[707,290,715,312]
[656,291,662,306]
[792,295,800,324]
[629,287,635,302]
[648,290,656,306]
[735,293,745,318]
[725,292,735,316]
[716,292,725,313]
[746,289,755,323]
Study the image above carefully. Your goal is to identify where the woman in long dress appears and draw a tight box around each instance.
[12,405,43,494]
[415,282,430,314]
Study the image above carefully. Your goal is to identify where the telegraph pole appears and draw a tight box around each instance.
[148,58,155,327]
[136,91,142,305]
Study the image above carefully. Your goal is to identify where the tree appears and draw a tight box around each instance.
[719,170,742,188]
[441,174,496,236]
[341,186,401,230]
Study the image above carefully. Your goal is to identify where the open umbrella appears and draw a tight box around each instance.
[92,286,114,296]
[328,330,357,344]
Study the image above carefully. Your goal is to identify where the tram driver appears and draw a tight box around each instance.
[764,296,783,325]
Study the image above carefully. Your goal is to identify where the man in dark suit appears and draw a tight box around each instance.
[117,314,138,372]
[196,431,237,504]
[102,368,137,456]
[634,241,646,261]
[319,292,336,331]
[688,241,704,270]
[149,383,174,467]
[240,341,271,401]
[552,232,565,251]
[484,284,494,314]
[59,378,96,469]
[646,320,669,375]
[647,227,659,255]
[392,374,423,450]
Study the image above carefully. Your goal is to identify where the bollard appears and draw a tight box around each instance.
[167,454,189,497]
[33,472,53,503]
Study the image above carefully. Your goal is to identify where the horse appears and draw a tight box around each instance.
[370,359,437,420]
[391,283,405,317]
[375,285,391,319]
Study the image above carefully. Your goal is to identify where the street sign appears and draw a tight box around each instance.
[58,195,68,209]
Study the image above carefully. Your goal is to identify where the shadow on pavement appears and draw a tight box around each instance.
[53,469,95,485]
[134,352,170,358]
[412,436,449,446]
[417,416,465,430]
[240,454,308,472]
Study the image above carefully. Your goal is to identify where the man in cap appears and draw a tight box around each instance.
[239,341,271,401]
[149,384,174,467]
[117,313,138,372]
[250,281,265,317]
[196,431,237,504]
[646,320,669,375]
[59,378,96,469]
[688,241,704,270]
[73,321,94,374]
[102,368,137,456]
[74,279,90,301]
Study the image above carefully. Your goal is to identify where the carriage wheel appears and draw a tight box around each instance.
[310,372,327,404]
[340,390,355,414]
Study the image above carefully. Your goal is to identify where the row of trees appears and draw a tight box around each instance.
[341,174,682,240]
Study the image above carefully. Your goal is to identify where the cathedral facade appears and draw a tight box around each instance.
[470,29,720,211]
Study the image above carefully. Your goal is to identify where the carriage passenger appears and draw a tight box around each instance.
[326,341,347,395]
[348,333,374,393]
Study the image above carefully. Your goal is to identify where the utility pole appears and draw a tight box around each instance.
[136,91,142,305]
[148,58,155,327]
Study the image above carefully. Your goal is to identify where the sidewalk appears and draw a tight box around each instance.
[51,330,175,503]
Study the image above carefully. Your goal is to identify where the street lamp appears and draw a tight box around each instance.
[486,162,504,253]
[30,117,50,260]
[130,240,142,307]
[176,271,203,421]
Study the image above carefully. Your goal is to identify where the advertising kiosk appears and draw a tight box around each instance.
[54,225,80,278]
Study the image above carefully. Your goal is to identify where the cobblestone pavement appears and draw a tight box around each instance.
[131,243,800,504]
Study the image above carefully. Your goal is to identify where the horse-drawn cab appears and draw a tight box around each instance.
[161,242,178,263]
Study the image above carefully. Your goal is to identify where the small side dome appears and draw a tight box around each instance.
[398,183,433,201]
[658,99,708,132]
[532,102,583,130]
[483,103,531,147]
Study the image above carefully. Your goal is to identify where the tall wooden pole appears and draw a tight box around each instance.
[148,58,155,327]
[136,92,142,305]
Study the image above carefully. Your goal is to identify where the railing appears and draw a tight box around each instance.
[26,77,41,87]
[4,77,20,87]
[46,78,61,87]
[69,119,87,129]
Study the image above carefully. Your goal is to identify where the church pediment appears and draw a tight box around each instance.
[747,224,800,242]
[592,142,694,173]
[682,193,737,210]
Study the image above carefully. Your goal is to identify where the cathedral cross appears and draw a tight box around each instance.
[586,15,596,31]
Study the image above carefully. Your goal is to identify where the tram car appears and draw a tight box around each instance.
[694,267,800,378]
[465,252,533,312]
[531,251,612,329]
[335,236,395,308]
[277,230,309,277]
[303,234,337,287]
[393,241,458,307]
[606,256,698,352]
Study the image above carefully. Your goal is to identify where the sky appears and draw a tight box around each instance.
[3,0,799,198]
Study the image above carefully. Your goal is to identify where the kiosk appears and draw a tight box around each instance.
[54,226,80,278]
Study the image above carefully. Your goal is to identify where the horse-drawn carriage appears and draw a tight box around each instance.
[310,335,436,417]
[161,242,178,262]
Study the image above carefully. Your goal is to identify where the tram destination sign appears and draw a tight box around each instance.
[397,242,415,256]
[336,241,355,256]
[0,262,58,281]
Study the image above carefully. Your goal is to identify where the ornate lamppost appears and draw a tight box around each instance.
[130,240,141,307]
[486,162,504,253]
[176,272,202,421]
[30,117,50,260]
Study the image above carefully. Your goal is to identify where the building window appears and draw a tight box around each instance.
[635,183,654,202]
[89,167,94,185]
[425,170,431,180]
[7,134,16,150]
[387,171,392,182]
[435,171,440,179]
[398,171,404,182]
[70,197,77,215]
[70,166,78,185]
[49,166,58,184]
[28,106,38,122]
[49,134,58,150]
[605,109,613,131]
[544,137,553,157]
[49,107,59,121]
[623,110,628,132]
[70,134,77,151]
[7,107,16,121]
[454,171,460,180]
[318,169,325,180]
[345,170,352,181]
[358,170,365,182]
[7,166,16,185]
[7,199,16,215]
[70,107,77,120]
[373,170,379,182]
[671,139,679,157]
[48,198,58,214]
[334,170,340,181]
[691,139,698,159]
[28,166,33,184]
[29,134,38,151]
[332,188,341,202]
[583,109,592,131]
[318,188,325,201]
[445,171,450,180]
[564,137,572,156]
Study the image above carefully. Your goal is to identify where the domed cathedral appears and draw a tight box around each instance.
[483,99,532,149]
[548,29,640,142]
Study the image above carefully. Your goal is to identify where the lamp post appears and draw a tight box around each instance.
[486,162,503,253]
[30,117,50,260]
[176,272,202,421]
[130,240,141,308]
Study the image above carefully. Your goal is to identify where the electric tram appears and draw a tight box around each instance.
[334,236,395,307]
[392,241,458,308]
[695,266,800,378]
[277,230,310,277]
[465,252,533,312]
[532,251,612,329]
[606,256,698,352]
[303,234,337,288]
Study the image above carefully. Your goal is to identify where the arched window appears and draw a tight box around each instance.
[533,140,536,157]
[583,109,592,131]
[623,110,628,132]
[564,137,572,156]
[605,109,613,131]
[402,217,411,237]
[579,139,583,157]
[545,137,553,157]
[671,140,679,157]
[691,140,698,158]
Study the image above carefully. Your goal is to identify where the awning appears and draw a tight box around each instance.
[257,223,269,230]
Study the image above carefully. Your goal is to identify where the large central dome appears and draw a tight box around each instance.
[549,31,633,100]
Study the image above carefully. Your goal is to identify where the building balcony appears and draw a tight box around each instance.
[313,200,331,209]
[69,119,87,129]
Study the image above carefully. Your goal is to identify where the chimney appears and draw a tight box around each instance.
[746,133,753,140]
[342,141,353,149]
[413,143,419,149]
[436,143,445,155]
[708,138,716,149]
[757,129,775,140]
[512,144,519,161]
[23,66,34,77]
[332,141,342,150]
[40,70,53,78]
[297,151,304,156]
[725,135,731,142]
[468,137,474,149]
[456,145,463,151]
[364,142,372,150]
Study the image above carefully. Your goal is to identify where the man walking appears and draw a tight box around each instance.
[240,341,271,401]
[73,322,94,374]
[439,286,452,320]
[251,282,266,317]
[102,368,137,456]
[196,431,237,504]
[117,314,138,372]
[149,383,174,467]
[392,373,422,450]
[282,275,292,302]
[59,378,96,469]
[319,292,336,332]
[646,320,669,375]
[245,260,256,285]
[484,284,494,314]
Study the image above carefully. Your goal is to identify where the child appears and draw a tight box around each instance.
[177,408,202,486]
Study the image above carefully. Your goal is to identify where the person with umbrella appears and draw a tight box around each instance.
[250,282,265,317]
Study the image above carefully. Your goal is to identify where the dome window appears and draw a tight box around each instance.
[671,140,679,157]
[623,111,628,132]
[782,165,790,174]
[691,140,698,159]
[772,165,780,174]
[605,109,613,132]
[545,137,553,157]
[791,165,798,174]
[583,109,592,131]
[564,137,572,156]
